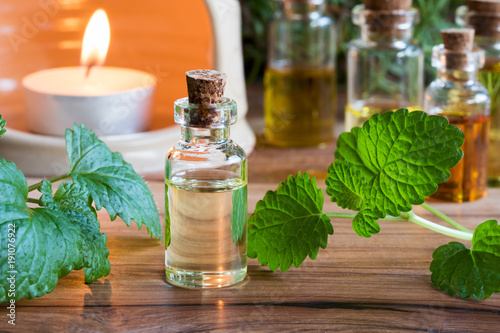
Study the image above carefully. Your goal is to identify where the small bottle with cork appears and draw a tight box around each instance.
[457,0,500,186]
[425,28,490,203]
[345,0,424,131]
[264,0,337,147]
[165,70,247,288]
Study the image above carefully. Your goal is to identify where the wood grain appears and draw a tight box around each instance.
[2,182,500,332]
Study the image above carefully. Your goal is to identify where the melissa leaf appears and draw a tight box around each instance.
[430,220,500,300]
[325,161,365,211]
[0,203,83,301]
[248,172,333,272]
[333,109,464,236]
[0,115,5,139]
[40,181,110,283]
[65,124,161,240]
[0,159,28,206]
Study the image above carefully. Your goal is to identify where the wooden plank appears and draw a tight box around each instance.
[2,181,500,331]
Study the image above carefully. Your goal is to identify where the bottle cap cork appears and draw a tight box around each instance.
[364,0,412,11]
[441,28,475,52]
[440,28,476,70]
[468,0,500,13]
[186,69,227,105]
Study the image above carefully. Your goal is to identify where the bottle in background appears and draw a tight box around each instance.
[264,0,337,147]
[457,0,500,187]
[425,29,490,203]
[165,70,248,288]
[345,0,424,131]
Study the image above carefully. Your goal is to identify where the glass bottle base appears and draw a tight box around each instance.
[165,266,247,288]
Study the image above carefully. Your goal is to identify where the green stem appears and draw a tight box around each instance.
[325,212,412,222]
[28,173,71,192]
[410,212,473,241]
[325,212,357,219]
[420,202,472,233]
[326,211,473,241]
[26,198,40,205]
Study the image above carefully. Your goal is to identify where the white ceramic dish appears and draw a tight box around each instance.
[0,119,255,180]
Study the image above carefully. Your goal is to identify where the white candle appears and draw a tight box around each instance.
[22,9,156,136]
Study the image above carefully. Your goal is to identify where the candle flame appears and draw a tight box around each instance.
[81,9,110,76]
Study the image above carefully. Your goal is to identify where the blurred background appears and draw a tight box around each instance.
[241,0,466,85]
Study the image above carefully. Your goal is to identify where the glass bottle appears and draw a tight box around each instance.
[345,0,424,131]
[165,70,247,288]
[264,0,337,147]
[457,1,500,186]
[425,30,490,203]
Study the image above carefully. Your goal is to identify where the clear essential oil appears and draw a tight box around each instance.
[345,101,421,129]
[165,69,247,288]
[264,67,337,147]
[431,114,490,203]
[479,62,500,186]
[165,170,247,288]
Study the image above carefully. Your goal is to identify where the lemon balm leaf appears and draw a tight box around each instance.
[0,205,83,302]
[65,124,162,240]
[0,115,6,139]
[352,208,381,238]
[334,109,464,218]
[430,220,500,300]
[0,159,28,206]
[247,172,333,272]
[325,161,365,211]
[40,181,111,283]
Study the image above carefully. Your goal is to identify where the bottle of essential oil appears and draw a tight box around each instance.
[425,29,490,203]
[165,70,247,288]
[264,0,337,147]
[345,0,424,131]
[457,0,500,186]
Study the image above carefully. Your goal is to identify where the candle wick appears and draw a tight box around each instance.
[85,61,97,78]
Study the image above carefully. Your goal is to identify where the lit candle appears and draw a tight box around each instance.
[22,9,157,136]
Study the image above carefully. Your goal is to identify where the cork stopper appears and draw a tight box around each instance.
[466,0,500,37]
[440,28,476,70]
[186,69,226,105]
[364,0,412,11]
[441,28,475,52]
[468,0,500,13]
[361,0,414,34]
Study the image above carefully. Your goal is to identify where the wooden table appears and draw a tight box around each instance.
[3,89,500,332]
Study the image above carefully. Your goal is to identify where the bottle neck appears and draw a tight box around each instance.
[436,68,478,83]
[281,1,324,19]
[360,26,414,43]
[181,127,230,144]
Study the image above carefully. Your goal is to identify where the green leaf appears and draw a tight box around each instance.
[0,205,83,302]
[333,109,464,236]
[0,114,6,139]
[352,207,381,238]
[0,159,28,206]
[40,180,111,283]
[325,161,365,211]
[430,220,500,300]
[1,160,83,301]
[65,124,161,240]
[231,185,248,244]
[248,172,333,272]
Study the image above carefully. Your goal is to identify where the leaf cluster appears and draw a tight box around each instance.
[248,109,500,300]
[0,123,161,302]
